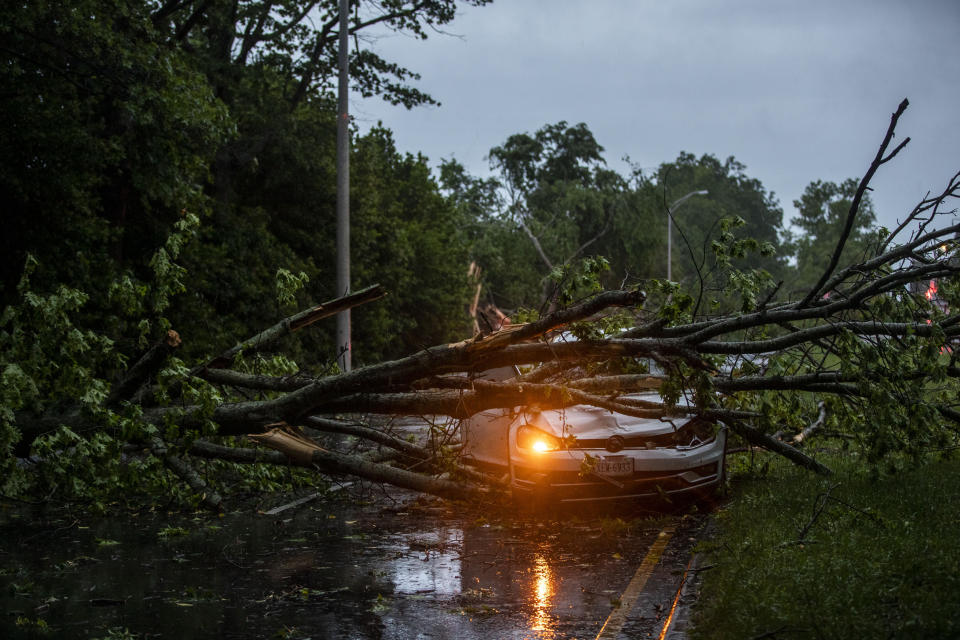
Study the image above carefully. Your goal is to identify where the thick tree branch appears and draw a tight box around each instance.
[793,402,828,445]
[698,320,960,355]
[149,436,223,511]
[201,368,311,392]
[106,330,182,406]
[303,416,433,461]
[727,421,832,476]
[519,218,555,271]
[172,0,214,42]
[567,374,666,393]
[151,0,195,26]
[248,426,493,501]
[206,284,386,368]
[801,99,910,307]
[189,439,290,465]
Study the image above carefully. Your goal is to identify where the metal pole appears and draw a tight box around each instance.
[666,190,708,281]
[667,207,672,282]
[336,0,351,371]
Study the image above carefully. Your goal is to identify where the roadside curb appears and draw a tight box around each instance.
[659,550,705,639]
[658,511,719,640]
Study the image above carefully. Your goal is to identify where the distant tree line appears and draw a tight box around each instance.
[444,120,879,319]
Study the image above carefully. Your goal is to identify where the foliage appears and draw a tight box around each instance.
[644,152,788,290]
[785,178,879,296]
[275,268,311,310]
[712,243,960,465]
[445,124,790,314]
[547,256,612,308]
[1,1,491,369]
[154,0,492,110]
[0,0,231,303]
[0,0,490,507]
[440,158,543,310]
[0,261,118,497]
[0,219,312,507]
[488,121,626,304]
[167,113,472,364]
[707,215,778,313]
[694,454,960,639]
[349,127,472,360]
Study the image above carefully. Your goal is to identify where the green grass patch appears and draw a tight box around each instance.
[693,454,960,639]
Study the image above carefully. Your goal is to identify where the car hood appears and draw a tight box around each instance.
[527,404,692,439]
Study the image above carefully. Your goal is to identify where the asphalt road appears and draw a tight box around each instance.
[216,486,711,639]
[325,490,708,640]
[1,486,711,639]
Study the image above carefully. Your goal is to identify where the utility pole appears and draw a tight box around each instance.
[336,0,351,371]
[667,190,708,281]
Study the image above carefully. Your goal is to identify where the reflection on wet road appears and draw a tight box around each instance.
[0,490,707,639]
[530,551,554,633]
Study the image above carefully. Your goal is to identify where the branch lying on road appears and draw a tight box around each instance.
[247,425,496,502]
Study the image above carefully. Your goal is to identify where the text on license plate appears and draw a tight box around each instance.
[596,457,634,477]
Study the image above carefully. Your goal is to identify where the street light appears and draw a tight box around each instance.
[667,190,708,281]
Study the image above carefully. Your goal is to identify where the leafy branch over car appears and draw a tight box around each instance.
[3,100,960,509]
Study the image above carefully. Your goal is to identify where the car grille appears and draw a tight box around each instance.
[512,462,721,500]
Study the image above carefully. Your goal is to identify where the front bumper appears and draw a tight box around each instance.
[509,429,726,503]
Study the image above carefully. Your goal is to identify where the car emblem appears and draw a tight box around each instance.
[605,435,626,453]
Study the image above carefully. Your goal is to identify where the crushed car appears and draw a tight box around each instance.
[460,366,726,506]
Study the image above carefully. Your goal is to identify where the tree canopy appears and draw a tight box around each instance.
[1,0,490,364]
[444,122,789,316]
[786,178,879,297]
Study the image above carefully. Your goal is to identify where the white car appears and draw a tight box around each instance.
[461,367,727,506]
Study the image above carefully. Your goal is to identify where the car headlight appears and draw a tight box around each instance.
[517,424,561,452]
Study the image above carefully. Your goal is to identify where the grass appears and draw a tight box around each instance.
[692,453,960,639]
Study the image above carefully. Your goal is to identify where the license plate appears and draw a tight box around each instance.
[596,457,633,477]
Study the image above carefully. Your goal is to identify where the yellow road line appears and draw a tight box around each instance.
[595,526,675,640]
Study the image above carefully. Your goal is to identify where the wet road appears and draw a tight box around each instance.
[0,487,709,639]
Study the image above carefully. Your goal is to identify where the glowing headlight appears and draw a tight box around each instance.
[517,424,561,452]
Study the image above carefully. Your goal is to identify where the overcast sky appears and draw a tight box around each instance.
[350,0,959,234]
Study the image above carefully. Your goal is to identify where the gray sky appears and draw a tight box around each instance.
[351,0,960,234]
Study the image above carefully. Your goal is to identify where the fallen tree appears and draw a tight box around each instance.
[4,99,960,509]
